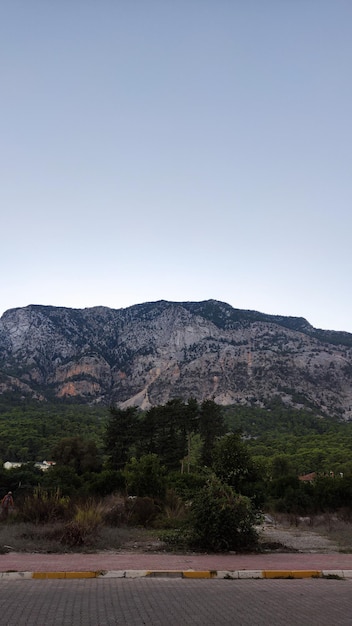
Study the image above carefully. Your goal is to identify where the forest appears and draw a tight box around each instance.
[1,396,352,478]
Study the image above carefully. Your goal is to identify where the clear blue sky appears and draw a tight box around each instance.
[2,1,352,332]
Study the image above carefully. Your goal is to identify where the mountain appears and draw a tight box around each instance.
[0,300,352,419]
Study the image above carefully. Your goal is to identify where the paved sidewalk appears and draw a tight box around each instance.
[2,550,352,579]
[2,578,352,626]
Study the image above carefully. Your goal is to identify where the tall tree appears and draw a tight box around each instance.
[138,399,199,471]
[105,406,139,469]
[212,433,259,493]
[199,400,226,466]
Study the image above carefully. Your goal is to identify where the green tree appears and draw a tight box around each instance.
[199,400,226,466]
[41,465,82,497]
[105,406,139,469]
[271,454,294,479]
[124,454,166,500]
[51,436,101,474]
[181,432,203,473]
[212,433,260,494]
[138,399,199,470]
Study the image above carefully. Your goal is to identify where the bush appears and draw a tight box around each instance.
[102,495,129,526]
[151,489,189,530]
[125,497,159,527]
[84,469,126,497]
[163,489,187,521]
[60,499,104,546]
[41,466,82,497]
[190,476,258,552]
[20,487,70,524]
[166,471,209,501]
[102,495,160,528]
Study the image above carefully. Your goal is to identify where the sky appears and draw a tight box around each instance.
[2,1,352,333]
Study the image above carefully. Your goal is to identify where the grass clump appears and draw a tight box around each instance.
[60,500,104,547]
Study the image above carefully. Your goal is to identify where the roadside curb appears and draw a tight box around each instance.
[1,569,352,580]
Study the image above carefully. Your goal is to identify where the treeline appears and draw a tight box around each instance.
[2,398,352,479]
[0,402,107,462]
[224,400,352,477]
[0,398,227,502]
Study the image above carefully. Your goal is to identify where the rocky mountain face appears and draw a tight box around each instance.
[0,300,352,419]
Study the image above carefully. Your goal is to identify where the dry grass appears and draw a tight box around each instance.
[311,516,352,552]
[0,521,159,554]
[0,494,170,554]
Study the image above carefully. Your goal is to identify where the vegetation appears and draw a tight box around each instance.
[190,476,258,552]
[2,397,352,553]
[0,401,107,462]
[224,401,352,476]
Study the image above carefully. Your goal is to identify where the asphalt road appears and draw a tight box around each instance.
[1,578,352,626]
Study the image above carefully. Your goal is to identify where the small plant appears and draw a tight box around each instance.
[163,490,187,521]
[157,527,194,551]
[152,490,188,529]
[102,495,128,526]
[125,497,159,527]
[60,499,104,546]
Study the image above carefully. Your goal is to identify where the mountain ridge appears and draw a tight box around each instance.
[0,300,351,418]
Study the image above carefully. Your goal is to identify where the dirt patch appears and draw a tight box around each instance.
[119,539,168,553]
[258,517,341,553]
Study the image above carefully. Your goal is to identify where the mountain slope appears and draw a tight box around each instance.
[0,300,351,418]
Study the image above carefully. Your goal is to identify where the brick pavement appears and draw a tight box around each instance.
[1,578,352,625]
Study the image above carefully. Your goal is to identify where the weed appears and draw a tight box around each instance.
[60,500,104,546]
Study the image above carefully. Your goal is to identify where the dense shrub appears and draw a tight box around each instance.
[151,489,188,530]
[166,471,209,500]
[84,469,126,497]
[41,466,82,497]
[190,476,258,552]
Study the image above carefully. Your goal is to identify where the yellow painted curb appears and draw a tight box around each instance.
[182,571,217,579]
[32,571,97,579]
[263,570,321,579]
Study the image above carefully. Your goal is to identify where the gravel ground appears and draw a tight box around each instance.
[258,521,341,553]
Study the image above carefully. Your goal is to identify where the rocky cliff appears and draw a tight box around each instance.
[0,300,351,418]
